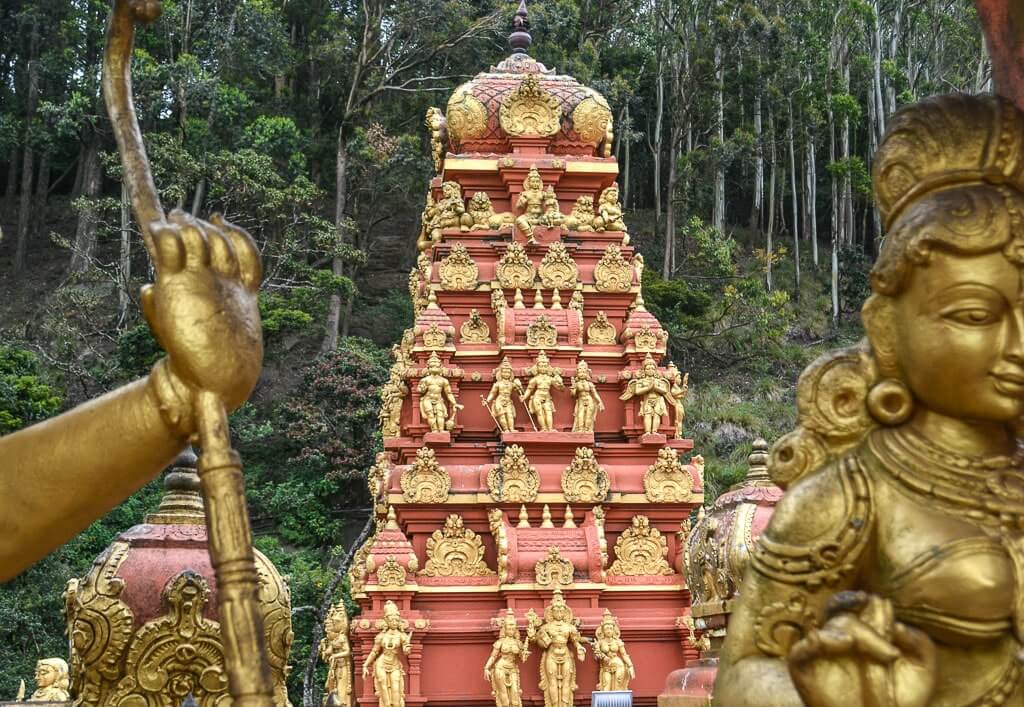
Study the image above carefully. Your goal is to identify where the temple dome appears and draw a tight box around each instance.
[63,449,294,707]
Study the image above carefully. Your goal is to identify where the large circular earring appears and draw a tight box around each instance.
[867,378,914,426]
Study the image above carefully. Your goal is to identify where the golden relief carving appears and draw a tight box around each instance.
[569,360,604,433]
[608,515,674,576]
[459,309,491,344]
[587,311,617,345]
[488,509,511,583]
[620,354,677,436]
[425,107,447,174]
[485,610,530,707]
[499,74,562,138]
[592,611,635,692]
[446,85,487,143]
[569,290,584,332]
[643,447,693,502]
[255,553,295,707]
[320,602,352,707]
[400,447,451,503]
[524,351,565,432]
[666,362,689,438]
[515,167,560,244]
[435,180,474,234]
[565,196,596,232]
[496,242,536,289]
[594,244,633,292]
[535,547,575,588]
[378,367,409,439]
[633,325,660,352]
[375,556,408,587]
[538,242,579,289]
[488,444,540,502]
[417,352,463,433]
[362,601,412,707]
[421,514,495,577]
[572,92,613,147]
[420,322,448,350]
[686,506,732,604]
[484,358,524,433]
[527,314,558,348]
[542,186,565,230]
[526,590,586,707]
[593,185,627,232]
[593,506,608,574]
[468,192,514,231]
[491,289,508,345]
[561,447,609,503]
[108,571,227,706]
[439,243,479,290]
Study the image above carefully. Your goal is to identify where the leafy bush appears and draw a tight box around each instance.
[0,347,62,433]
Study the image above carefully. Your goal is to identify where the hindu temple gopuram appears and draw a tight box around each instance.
[341,3,707,705]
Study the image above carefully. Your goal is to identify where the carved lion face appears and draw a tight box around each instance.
[470,192,493,211]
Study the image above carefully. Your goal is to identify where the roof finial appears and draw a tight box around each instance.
[509,0,532,54]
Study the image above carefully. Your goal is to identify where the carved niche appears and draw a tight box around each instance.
[561,447,610,503]
[587,311,617,345]
[643,447,693,502]
[527,314,558,348]
[440,243,479,290]
[487,444,540,503]
[421,514,495,577]
[499,74,562,138]
[608,515,675,576]
[496,242,536,289]
[594,244,633,293]
[460,309,491,344]
[539,242,579,289]
[535,547,575,588]
[401,447,451,503]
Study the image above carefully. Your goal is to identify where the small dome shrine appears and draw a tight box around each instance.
[443,0,613,156]
[63,449,294,707]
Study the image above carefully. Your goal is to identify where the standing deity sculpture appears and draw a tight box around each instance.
[379,367,410,438]
[523,351,564,432]
[665,362,689,439]
[484,609,530,707]
[526,589,587,707]
[362,601,412,707]
[592,185,627,232]
[570,360,604,433]
[485,358,524,433]
[592,610,635,692]
[620,354,676,435]
[417,352,463,433]
[320,602,353,707]
[515,167,549,244]
[424,107,447,174]
[416,192,439,252]
[716,94,1024,707]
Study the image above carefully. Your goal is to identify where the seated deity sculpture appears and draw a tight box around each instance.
[515,167,549,245]
[592,184,627,232]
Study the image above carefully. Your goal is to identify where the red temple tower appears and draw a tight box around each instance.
[348,4,705,704]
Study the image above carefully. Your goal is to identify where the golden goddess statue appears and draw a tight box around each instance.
[717,94,1024,706]
[26,658,71,702]
[592,610,634,692]
[526,589,587,707]
[570,360,604,432]
[363,601,413,707]
[320,602,353,707]
[484,609,530,707]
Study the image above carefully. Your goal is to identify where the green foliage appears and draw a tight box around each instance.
[115,325,166,379]
[0,347,62,434]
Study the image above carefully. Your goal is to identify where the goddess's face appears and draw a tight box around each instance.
[605,188,618,203]
[386,614,401,630]
[887,249,1024,422]
[35,663,56,688]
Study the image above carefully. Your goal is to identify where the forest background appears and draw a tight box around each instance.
[0,0,990,702]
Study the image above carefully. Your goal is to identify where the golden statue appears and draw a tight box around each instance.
[565,196,596,232]
[484,357,524,433]
[542,185,566,229]
[515,166,549,245]
[417,352,463,433]
[0,1,274,700]
[592,610,635,692]
[424,107,447,173]
[25,658,70,702]
[435,180,474,234]
[484,609,530,707]
[523,350,564,432]
[569,360,604,433]
[592,184,627,232]
[468,192,513,231]
[620,354,676,435]
[363,601,412,707]
[717,94,1024,707]
[665,362,689,438]
[379,367,409,438]
[526,589,587,707]
[416,192,439,252]
[320,602,353,707]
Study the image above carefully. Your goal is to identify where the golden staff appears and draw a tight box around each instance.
[103,1,274,703]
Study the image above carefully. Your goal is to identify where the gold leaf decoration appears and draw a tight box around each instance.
[634,325,661,352]
[487,444,540,502]
[526,314,558,348]
[535,547,575,588]
[439,243,479,290]
[496,242,536,289]
[643,447,693,502]
[587,311,617,345]
[377,556,408,587]
[608,515,674,576]
[594,244,633,292]
[538,242,579,289]
[571,92,613,144]
[499,74,562,138]
[421,322,448,350]
[561,447,609,503]
[421,514,495,577]
[459,309,491,344]
[400,447,451,503]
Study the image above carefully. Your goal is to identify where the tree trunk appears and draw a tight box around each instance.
[4,147,17,213]
[751,91,763,230]
[663,131,681,278]
[623,106,631,209]
[651,60,665,229]
[321,128,349,353]
[32,150,50,238]
[766,108,776,292]
[713,44,726,233]
[14,32,40,274]
[806,124,819,267]
[788,101,800,293]
[119,182,132,329]
[69,142,101,274]
[191,177,206,215]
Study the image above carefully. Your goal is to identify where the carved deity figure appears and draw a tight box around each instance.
[523,351,564,432]
[716,94,1024,707]
[416,192,439,252]
[27,659,70,702]
[620,354,676,435]
[363,601,412,707]
[484,610,530,707]
[515,167,549,244]
[485,358,524,433]
[542,185,565,229]
[570,360,604,433]
[379,367,409,438]
[565,196,596,231]
[526,590,587,707]
[424,107,447,173]
[665,362,689,438]
[435,181,474,234]
[320,603,353,707]
[417,352,463,433]
[592,185,627,232]
[592,611,635,692]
